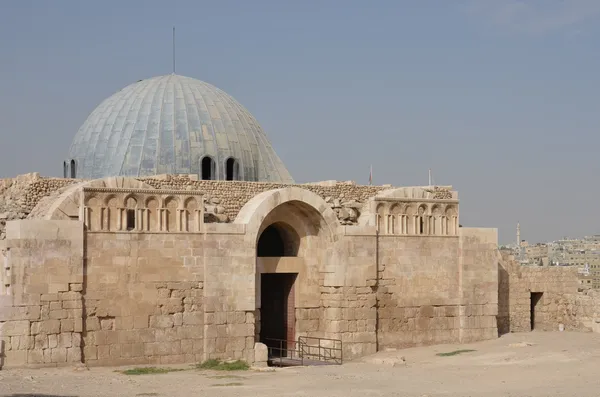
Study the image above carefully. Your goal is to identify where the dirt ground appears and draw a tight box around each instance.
[2,332,600,397]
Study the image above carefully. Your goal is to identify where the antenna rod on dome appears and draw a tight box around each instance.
[172,26,176,74]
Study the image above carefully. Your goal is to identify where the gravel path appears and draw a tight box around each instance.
[1,332,599,397]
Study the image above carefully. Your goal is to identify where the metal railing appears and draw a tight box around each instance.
[298,336,343,365]
[263,336,343,366]
[263,338,304,367]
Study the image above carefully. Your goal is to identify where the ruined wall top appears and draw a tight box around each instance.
[0,173,462,238]
[0,173,80,239]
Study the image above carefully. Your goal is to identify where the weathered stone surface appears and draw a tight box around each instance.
[0,174,524,371]
[497,252,595,334]
[0,321,30,337]
[253,342,268,367]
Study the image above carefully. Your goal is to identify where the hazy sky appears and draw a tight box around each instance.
[1,0,599,244]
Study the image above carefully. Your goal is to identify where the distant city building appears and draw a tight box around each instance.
[511,224,600,289]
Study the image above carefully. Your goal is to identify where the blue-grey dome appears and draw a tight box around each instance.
[66,74,294,183]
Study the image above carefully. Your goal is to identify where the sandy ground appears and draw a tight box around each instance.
[2,332,600,397]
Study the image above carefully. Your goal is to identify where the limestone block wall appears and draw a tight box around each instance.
[375,228,498,349]
[376,235,462,348]
[498,253,580,333]
[1,182,503,368]
[458,228,499,343]
[0,220,84,368]
[317,229,378,359]
[201,225,255,363]
[83,233,205,366]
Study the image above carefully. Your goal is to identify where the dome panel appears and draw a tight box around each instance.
[67,74,294,183]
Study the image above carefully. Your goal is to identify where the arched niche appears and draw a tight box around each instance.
[164,196,178,232]
[257,222,300,257]
[236,187,340,244]
[145,196,159,231]
[375,203,386,232]
[184,197,199,232]
[201,156,216,180]
[225,157,240,181]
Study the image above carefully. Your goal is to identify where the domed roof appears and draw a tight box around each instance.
[66,74,294,183]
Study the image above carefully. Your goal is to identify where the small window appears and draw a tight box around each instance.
[126,209,136,231]
[70,159,76,178]
[63,161,68,178]
[225,157,239,181]
[201,156,215,180]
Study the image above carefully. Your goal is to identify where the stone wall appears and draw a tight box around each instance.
[498,253,581,333]
[0,174,79,239]
[83,233,205,366]
[139,175,386,225]
[376,228,498,349]
[2,183,499,369]
[200,226,255,364]
[0,220,83,367]
[566,290,600,332]
[459,228,499,342]
[377,236,462,348]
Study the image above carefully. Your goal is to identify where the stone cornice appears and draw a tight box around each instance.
[82,187,205,196]
[373,197,459,204]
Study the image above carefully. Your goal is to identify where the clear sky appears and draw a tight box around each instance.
[1,0,599,245]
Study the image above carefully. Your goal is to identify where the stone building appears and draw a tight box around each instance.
[1,73,500,368]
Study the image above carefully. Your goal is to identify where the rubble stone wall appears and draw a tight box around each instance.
[0,174,79,239]
[139,175,385,225]
[498,253,582,334]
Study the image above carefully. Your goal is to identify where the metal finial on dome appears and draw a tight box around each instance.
[172,26,176,75]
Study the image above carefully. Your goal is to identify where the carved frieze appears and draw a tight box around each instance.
[81,187,204,233]
[372,186,459,236]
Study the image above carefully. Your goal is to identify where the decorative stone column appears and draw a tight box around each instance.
[158,208,167,231]
[83,207,91,230]
[195,209,203,232]
[176,208,182,232]
[183,209,189,232]
[117,208,124,231]
[137,208,144,231]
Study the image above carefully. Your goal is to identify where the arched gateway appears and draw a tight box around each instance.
[235,187,340,356]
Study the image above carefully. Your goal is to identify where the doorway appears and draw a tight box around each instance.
[260,273,297,355]
[530,292,543,330]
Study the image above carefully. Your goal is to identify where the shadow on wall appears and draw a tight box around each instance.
[497,262,510,335]
[5,395,78,397]
[0,339,4,369]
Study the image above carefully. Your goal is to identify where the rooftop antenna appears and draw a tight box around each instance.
[172,26,176,74]
[428,169,432,186]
